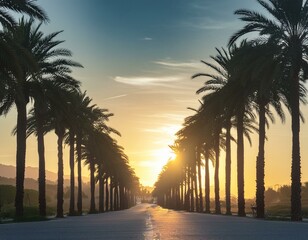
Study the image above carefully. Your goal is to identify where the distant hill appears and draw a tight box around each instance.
[0,164,89,183]
[0,176,39,190]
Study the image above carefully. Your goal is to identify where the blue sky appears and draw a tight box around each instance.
[38,0,259,74]
[3,0,304,196]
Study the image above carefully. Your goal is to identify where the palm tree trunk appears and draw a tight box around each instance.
[291,67,302,221]
[76,132,82,215]
[186,167,190,211]
[114,185,117,210]
[110,185,114,211]
[36,112,46,217]
[194,162,199,212]
[205,151,210,213]
[119,185,124,210]
[184,169,188,210]
[215,131,221,214]
[188,166,195,212]
[197,150,203,212]
[99,166,104,212]
[225,118,232,215]
[105,177,109,211]
[15,100,27,217]
[89,159,96,213]
[125,188,129,209]
[69,130,75,215]
[237,110,245,216]
[56,128,65,218]
[190,165,194,212]
[256,102,266,218]
[180,178,184,210]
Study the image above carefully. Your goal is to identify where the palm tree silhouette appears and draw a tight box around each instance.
[81,109,117,214]
[193,49,233,215]
[229,0,308,221]
[193,43,257,216]
[26,76,80,216]
[71,92,98,214]
[45,88,79,218]
[31,31,81,217]
[1,17,80,217]
[229,40,286,218]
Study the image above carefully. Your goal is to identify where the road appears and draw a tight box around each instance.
[1,204,308,239]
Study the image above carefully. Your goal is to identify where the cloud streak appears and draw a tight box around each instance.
[104,94,127,101]
[142,37,153,41]
[154,60,202,69]
[114,75,182,86]
[143,124,181,137]
[182,16,239,30]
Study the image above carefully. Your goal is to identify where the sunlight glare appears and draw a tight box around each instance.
[153,147,176,170]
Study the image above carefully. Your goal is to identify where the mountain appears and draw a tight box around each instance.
[0,164,89,183]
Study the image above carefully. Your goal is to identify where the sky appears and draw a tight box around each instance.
[2,0,308,198]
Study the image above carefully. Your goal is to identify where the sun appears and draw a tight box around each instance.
[153,147,176,168]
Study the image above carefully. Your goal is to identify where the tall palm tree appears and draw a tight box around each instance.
[64,92,97,216]
[9,19,82,217]
[70,92,97,215]
[26,76,80,216]
[44,87,93,218]
[229,0,308,221]
[193,43,256,216]
[193,49,233,215]
[229,40,286,218]
[72,92,116,214]
[0,17,81,217]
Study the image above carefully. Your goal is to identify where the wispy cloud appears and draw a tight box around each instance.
[104,94,127,101]
[143,124,181,137]
[114,75,182,86]
[154,60,202,69]
[142,37,153,41]
[190,2,210,11]
[182,17,239,30]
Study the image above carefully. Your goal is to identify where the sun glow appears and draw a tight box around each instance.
[153,147,176,169]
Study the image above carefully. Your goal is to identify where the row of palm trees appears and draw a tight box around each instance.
[0,0,139,218]
[153,0,308,221]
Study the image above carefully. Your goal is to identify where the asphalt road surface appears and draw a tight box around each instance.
[1,204,308,239]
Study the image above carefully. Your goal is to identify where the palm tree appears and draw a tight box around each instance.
[70,92,116,214]
[193,49,233,215]
[193,43,257,216]
[9,19,82,217]
[229,0,308,221]
[64,92,98,216]
[176,105,223,214]
[0,17,81,217]
[70,92,97,215]
[228,40,287,218]
[44,87,91,218]
[185,102,223,214]
[26,77,80,216]
[77,101,118,214]
[153,158,183,209]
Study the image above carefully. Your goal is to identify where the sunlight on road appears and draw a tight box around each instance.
[146,204,308,240]
[147,205,199,240]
